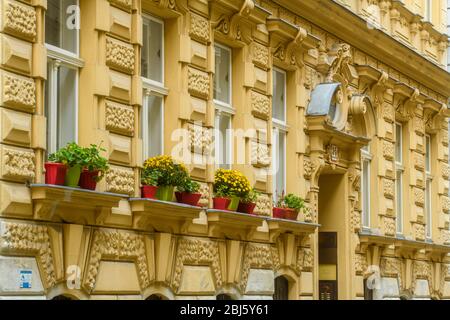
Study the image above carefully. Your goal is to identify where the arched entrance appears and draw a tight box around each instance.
[306,60,377,299]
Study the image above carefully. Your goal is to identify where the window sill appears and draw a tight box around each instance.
[129,198,207,234]
[30,184,124,224]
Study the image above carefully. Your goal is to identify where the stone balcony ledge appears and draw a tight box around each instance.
[129,198,208,235]
[266,218,320,242]
[30,184,125,225]
[359,232,450,259]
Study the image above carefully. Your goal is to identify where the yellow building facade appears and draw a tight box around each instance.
[0,0,450,300]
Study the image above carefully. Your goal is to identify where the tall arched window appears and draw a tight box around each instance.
[361,145,371,229]
[273,276,289,300]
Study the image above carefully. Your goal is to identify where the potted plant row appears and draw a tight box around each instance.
[45,143,109,190]
[140,155,202,206]
[212,169,253,212]
[273,192,305,221]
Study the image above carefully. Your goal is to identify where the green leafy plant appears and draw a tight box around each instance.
[141,170,161,186]
[214,185,229,198]
[241,188,260,204]
[83,144,109,182]
[48,142,87,167]
[283,193,305,212]
[143,155,189,187]
[177,178,201,193]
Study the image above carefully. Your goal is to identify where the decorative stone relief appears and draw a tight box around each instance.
[198,182,210,207]
[106,37,135,74]
[254,193,272,217]
[413,260,432,283]
[383,178,395,199]
[0,221,56,288]
[108,0,132,11]
[350,207,362,232]
[303,158,312,179]
[354,253,368,276]
[84,229,151,292]
[297,247,313,272]
[1,146,35,181]
[1,71,35,112]
[413,223,426,241]
[380,257,401,281]
[251,141,270,167]
[251,91,270,119]
[172,238,222,292]
[252,43,269,69]
[188,67,210,99]
[383,216,396,236]
[413,117,425,136]
[382,140,394,160]
[106,166,135,195]
[442,196,450,214]
[414,187,425,207]
[189,13,210,43]
[240,243,275,291]
[382,104,395,123]
[3,0,37,41]
[188,124,212,155]
[414,153,425,171]
[105,101,135,136]
[442,164,450,180]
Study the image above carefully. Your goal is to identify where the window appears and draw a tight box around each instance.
[272,68,287,201]
[213,44,233,169]
[272,69,286,123]
[395,123,404,234]
[361,146,371,229]
[425,135,432,239]
[141,15,166,159]
[46,0,78,54]
[214,112,232,169]
[214,44,232,106]
[45,0,82,155]
[142,16,164,83]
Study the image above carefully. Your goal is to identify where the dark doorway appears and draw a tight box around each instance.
[273,276,289,300]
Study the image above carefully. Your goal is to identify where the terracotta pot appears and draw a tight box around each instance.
[79,170,99,190]
[273,207,285,219]
[176,192,202,206]
[44,162,67,185]
[142,185,159,199]
[284,208,299,221]
[237,202,256,215]
[213,197,231,210]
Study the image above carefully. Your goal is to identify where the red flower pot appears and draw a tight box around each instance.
[273,207,285,219]
[142,185,159,199]
[213,197,231,210]
[284,208,299,221]
[45,162,67,185]
[176,192,202,206]
[237,202,257,215]
[79,170,99,190]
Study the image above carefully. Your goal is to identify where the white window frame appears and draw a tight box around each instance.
[272,126,287,203]
[46,0,80,56]
[214,109,234,170]
[141,14,167,160]
[395,122,404,235]
[45,1,83,155]
[425,134,432,239]
[213,43,232,108]
[272,67,287,127]
[425,0,432,22]
[142,14,165,84]
[361,146,372,229]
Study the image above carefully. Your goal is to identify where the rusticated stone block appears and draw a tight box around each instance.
[0,70,35,113]
[187,67,210,99]
[0,145,34,182]
[0,33,32,74]
[106,36,135,74]
[108,70,131,102]
[1,0,37,42]
[108,133,131,165]
[0,180,31,217]
[0,108,31,146]
[106,165,135,195]
[105,100,134,136]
